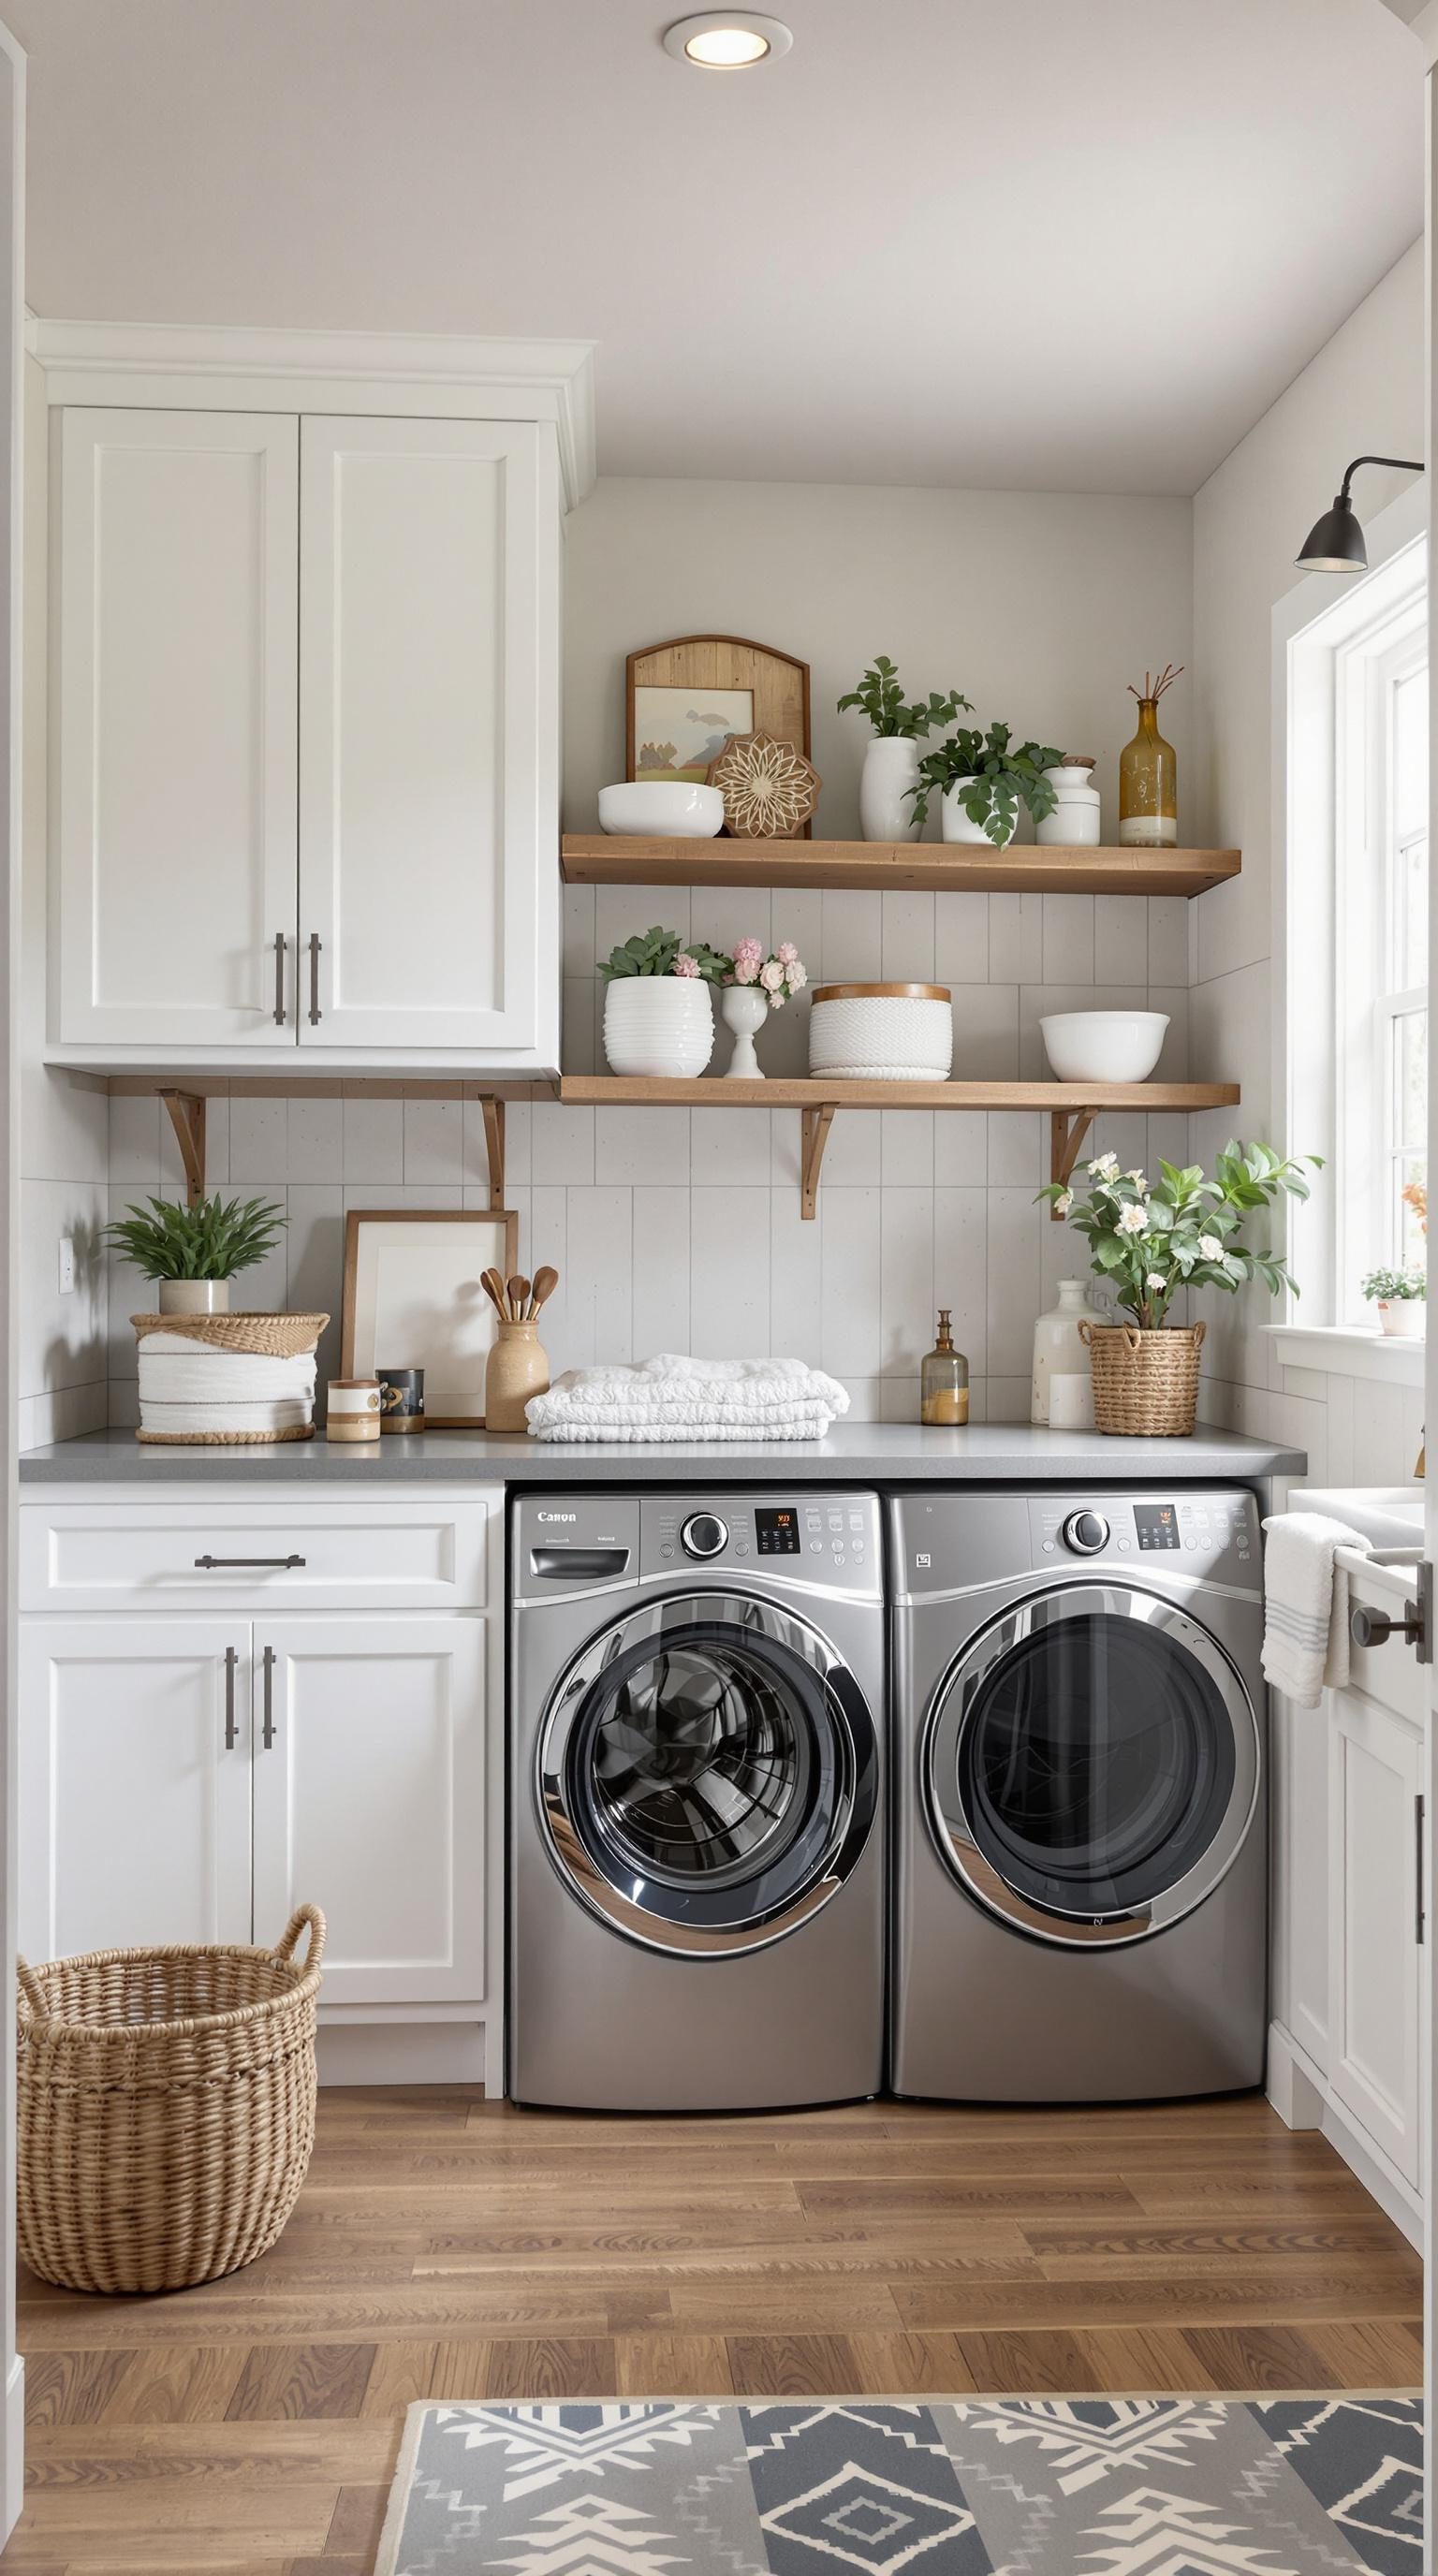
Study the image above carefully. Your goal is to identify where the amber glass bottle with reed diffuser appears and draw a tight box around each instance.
[1119,662,1182,847]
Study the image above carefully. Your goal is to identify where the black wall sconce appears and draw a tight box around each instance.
[1297,454,1425,573]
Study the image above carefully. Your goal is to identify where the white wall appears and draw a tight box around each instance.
[1190,240,1426,1485]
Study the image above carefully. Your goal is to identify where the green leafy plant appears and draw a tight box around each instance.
[1362,1266,1426,1302]
[909,721,1063,842]
[1037,1141,1320,1331]
[836,657,972,740]
[598,926,731,984]
[102,1193,286,1282]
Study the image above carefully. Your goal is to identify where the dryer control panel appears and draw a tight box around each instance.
[1030,1489,1259,1588]
[645,1492,882,1590]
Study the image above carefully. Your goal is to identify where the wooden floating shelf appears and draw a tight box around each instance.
[562,835,1240,900]
[558,1078,1241,1219]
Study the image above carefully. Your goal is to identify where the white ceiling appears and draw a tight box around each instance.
[5,0,1424,494]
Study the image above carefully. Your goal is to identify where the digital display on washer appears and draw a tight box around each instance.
[756,1506,801,1555]
[1134,1501,1181,1552]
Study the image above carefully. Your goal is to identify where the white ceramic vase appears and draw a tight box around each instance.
[1031,1278,1107,1425]
[941,779,1016,847]
[602,974,714,1078]
[158,1279,230,1315]
[1034,759,1102,848]
[859,737,922,842]
[721,983,770,1078]
[1376,1298,1425,1339]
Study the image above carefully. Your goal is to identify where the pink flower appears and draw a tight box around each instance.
[776,941,799,965]
[786,961,808,991]
[672,951,700,978]
[759,959,785,995]
[730,936,763,985]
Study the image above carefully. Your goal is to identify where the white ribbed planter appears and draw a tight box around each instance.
[858,738,922,842]
[809,982,953,1081]
[602,976,714,1078]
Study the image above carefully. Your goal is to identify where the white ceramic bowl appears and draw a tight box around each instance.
[809,984,953,1081]
[1040,1010,1169,1083]
[598,782,725,838]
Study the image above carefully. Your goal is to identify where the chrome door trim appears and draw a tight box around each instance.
[893,1569,1262,1612]
[537,1588,876,1957]
[923,1579,1260,1950]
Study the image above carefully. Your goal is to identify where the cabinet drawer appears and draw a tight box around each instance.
[20,1500,491,1613]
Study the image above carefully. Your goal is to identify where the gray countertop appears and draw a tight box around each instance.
[19,1424,1306,1486]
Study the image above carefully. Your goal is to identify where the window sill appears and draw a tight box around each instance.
[1267,1324,1426,1388]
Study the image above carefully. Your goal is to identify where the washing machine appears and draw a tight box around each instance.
[509,1489,885,2111]
[889,1487,1266,2100]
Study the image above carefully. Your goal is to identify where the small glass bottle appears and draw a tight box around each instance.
[1119,671,1181,847]
[921,1309,969,1427]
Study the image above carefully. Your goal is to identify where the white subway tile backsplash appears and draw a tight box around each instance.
[879,1186,934,1376]
[821,1189,882,1379]
[880,890,935,981]
[986,1111,1040,1188]
[1095,893,1149,986]
[632,1185,693,1356]
[934,892,989,985]
[986,1189,1041,1377]
[109,1095,161,1183]
[691,1189,770,1358]
[595,883,690,959]
[531,1102,596,1185]
[933,1112,987,1187]
[768,1189,824,1363]
[1042,893,1094,985]
[950,986,1020,1077]
[402,1097,462,1185]
[565,1188,634,1368]
[344,1094,404,1182]
[821,1108,881,1188]
[229,1096,288,1183]
[820,889,882,982]
[881,1109,933,1187]
[690,1105,771,1187]
[933,1187,988,1373]
[989,892,1043,984]
[595,1104,692,1186]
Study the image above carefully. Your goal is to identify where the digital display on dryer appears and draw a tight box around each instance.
[1134,1502,1181,1551]
[756,1507,801,1555]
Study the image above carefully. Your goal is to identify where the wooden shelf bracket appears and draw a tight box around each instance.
[1049,1106,1098,1220]
[158,1090,207,1208]
[479,1094,506,1212]
[801,1103,837,1221]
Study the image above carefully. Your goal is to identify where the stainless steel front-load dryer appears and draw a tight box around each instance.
[510,1490,885,2110]
[889,1488,1266,2101]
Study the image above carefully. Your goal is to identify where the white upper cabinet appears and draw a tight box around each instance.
[299,417,553,1052]
[53,409,300,1049]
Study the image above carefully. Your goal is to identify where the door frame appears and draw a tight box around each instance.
[0,14,23,2546]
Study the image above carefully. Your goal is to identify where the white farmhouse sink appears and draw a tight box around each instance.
[1296,1486,1425,1553]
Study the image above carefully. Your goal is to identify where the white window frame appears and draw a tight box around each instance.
[1269,479,1428,1384]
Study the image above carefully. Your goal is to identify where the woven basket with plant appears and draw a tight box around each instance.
[1040,1139,1319,1437]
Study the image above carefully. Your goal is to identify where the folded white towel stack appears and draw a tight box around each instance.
[1260,1510,1372,1708]
[524,1354,850,1444]
[137,1334,317,1441]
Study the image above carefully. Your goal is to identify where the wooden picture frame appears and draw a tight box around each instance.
[625,634,813,837]
[341,1208,519,1428]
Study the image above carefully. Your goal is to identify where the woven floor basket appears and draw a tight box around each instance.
[1079,1319,1207,1437]
[17,1905,324,2294]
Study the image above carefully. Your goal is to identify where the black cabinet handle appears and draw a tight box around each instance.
[195,1555,305,1570]
[272,931,286,1026]
[1416,1794,1427,1946]
[223,1646,239,1751]
[308,932,322,1025]
[262,1646,277,1750]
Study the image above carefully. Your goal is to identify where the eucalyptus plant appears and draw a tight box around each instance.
[837,657,972,740]
[1361,1266,1426,1303]
[102,1193,286,1282]
[909,720,1063,843]
[598,926,731,984]
[1037,1141,1320,1332]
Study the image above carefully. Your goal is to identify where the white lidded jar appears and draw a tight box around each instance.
[1032,1278,1108,1426]
[859,737,923,843]
[1034,755,1102,848]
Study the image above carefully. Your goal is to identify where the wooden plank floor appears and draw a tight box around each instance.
[5,2086,1422,2573]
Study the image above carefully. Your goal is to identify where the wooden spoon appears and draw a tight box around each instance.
[507,1274,529,1323]
[528,1265,559,1320]
[479,1268,509,1320]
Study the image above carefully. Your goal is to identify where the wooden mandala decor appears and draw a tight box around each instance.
[706,731,822,840]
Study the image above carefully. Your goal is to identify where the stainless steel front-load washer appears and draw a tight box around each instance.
[509,1489,885,2110]
[889,1488,1266,2100]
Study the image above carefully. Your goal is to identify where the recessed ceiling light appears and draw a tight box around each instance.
[663,13,794,68]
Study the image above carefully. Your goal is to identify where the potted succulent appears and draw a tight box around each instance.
[721,937,809,1077]
[598,925,732,1077]
[836,659,972,843]
[1038,1141,1318,1436]
[1361,1266,1426,1339]
[102,1193,286,1315]
[910,720,1063,849]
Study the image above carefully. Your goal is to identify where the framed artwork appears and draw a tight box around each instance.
[625,634,813,835]
[341,1208,519,1428]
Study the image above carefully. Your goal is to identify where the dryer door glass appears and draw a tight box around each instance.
[543,1601,879,1954]
[929,1587,1257,1942]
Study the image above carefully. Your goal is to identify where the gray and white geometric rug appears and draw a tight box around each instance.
[374,2393,1423,2573]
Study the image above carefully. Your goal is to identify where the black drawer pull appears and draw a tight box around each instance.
[195,1554,306,1571]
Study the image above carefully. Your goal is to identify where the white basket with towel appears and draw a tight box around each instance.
[524,1354,850,1443]
[132,1311,330,1445]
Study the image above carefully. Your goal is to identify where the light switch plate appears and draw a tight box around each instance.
[57,1236,75,1295]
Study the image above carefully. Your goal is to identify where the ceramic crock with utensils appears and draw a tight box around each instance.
[481,1266,557,1430]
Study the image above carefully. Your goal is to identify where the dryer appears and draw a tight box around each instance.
[509,1489,884,2111]
[889,1487,1266,2101]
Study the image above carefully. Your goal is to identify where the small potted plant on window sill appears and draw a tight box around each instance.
[1039,1141,1320,1436]
[836,659,972,843]
[598,926,732,1077]
[910,720,1064,849]
[102,1193,286,1315]
[1361,1266,1427,1339]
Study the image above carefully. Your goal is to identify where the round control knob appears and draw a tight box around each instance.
[681,1512,728,1559]
[1063,1509,1109,1556]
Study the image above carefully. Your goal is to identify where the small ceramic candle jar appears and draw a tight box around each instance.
[327,1379,382,1442]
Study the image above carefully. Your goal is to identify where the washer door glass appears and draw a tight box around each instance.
[928,1586,1257,1946]
[543,1598,878,1954]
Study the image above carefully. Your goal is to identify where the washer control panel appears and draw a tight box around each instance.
[645,1492,881,1588]
[681,1511,728,1559]
[1031,1489,1259,1587]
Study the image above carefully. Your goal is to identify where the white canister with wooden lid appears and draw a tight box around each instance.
[808,983,953,1082]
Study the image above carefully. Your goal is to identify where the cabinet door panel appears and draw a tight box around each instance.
[1328,1687,1422,2185]
[54,409,300,1046]
[299,416,555,1051]
[251,1616,485,2004]
[19,1620,252,1960]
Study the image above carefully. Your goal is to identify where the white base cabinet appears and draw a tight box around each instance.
[18,1489,503,2083]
